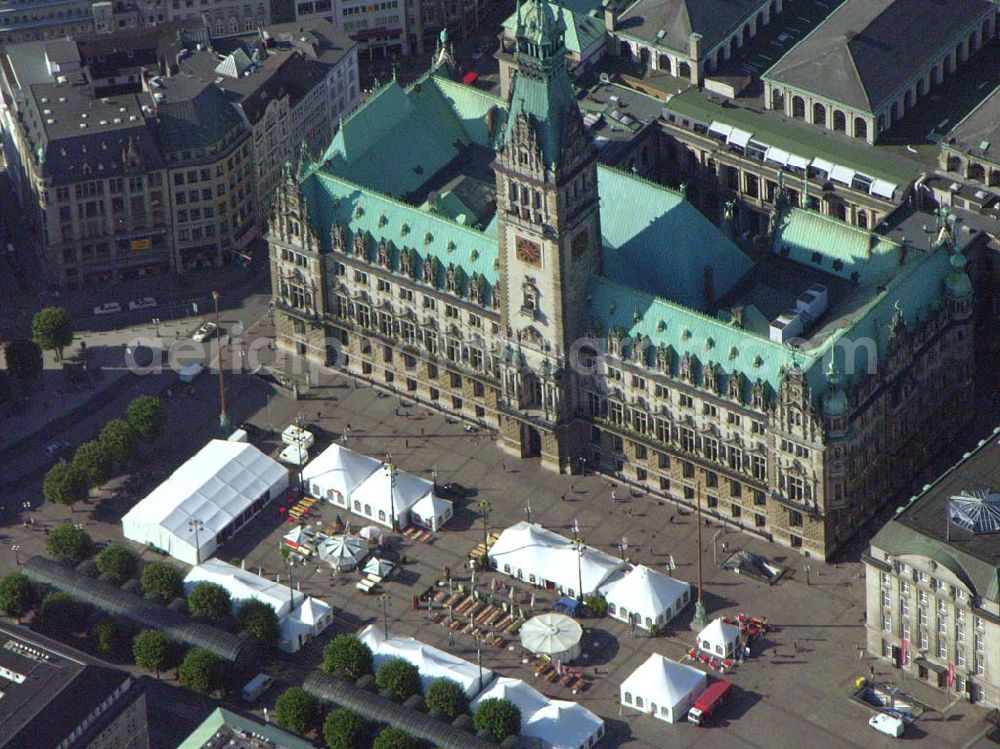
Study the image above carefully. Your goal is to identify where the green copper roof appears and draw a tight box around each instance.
[945,249,973,299]
[321,76,505,196]
[773,208,906,286]
[177,709,314,749]
[589,275,806,396]
[599,166,754,311]
[304,169,498,303]
[502,1,605,56]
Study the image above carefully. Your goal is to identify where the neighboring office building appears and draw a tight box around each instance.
[605,0,784,86]
[177,708,315,749]
[268,0,981,559]
[0,625,150,749]
[182,20,359,222]
[940,84,1000,190]
[865,429,1000,708]
[762,0,997,144]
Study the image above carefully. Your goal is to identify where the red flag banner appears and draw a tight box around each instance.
[948,662,955,686]
[901,638,908,666]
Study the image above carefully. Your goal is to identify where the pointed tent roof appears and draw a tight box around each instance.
[363,556,394,577]
[317,534,367,568]
[621,653,707,703]
[599,565,691,621]
[471,677,550,714]
[183,559,303,618]
[289,596,332,626]
[352,465,436,516]
[302,444,381,495]
[698,618,741,650]
[412,491,453,522]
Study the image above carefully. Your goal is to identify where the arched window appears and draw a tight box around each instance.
[658,55,671,75]
[678,61,691,79]
[812,102,826,126]
[792,96,805,118]
[771,88,784,111]
[854,117,868,140]
[968,163,986,182]
[857,211,869,229]
[833,110,846,131]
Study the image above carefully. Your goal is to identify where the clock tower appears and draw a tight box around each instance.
[494,0,602,464]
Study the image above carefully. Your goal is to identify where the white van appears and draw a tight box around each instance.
[179,361,205,383]
[869,713,905,738]
[281,424,315,449]
[241,673,273,702]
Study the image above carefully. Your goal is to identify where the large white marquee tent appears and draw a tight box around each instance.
[599,565,691,629]
[302,445,452,531]
[183,559,332,652]
[488,522,624,597]
[620,653,707,723]
[302,444,380,507]
[359,624,494,698]
[122,440,288,565]
[471,677,605,749]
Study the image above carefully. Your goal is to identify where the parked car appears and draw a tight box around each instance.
[869,713,905,738]
[128,296,157,311]
[179,361,205,383]
[44,440,71,458]
[192,321,217,342]
[437,482,468,501]
[240,673,274,702]
[93,302,122,316]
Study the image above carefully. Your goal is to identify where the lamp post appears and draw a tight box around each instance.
[804,565,813,586]
[152,317,161,337]
[384,454,397,531]
[691,478,708,631]
[524,501,532,523]
[189,519,204,566]
[296,413,306,489]
[712,528,724,567]
[284,553,296,610]
[477,499,491,565]
[11,545,20,566]
[212,290,230,435]
[571,536,584,602]
[22,501,31,526]
[431,468,439,491]
[378,592,391,639]
[477,645,484,692]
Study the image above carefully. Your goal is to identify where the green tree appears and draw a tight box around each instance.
[93,617,126,655]
[99,418,137,469]
[72,440,115,486]
[0,573,34,621]
[273,687,317,735]
[236,598,280,647]
[584,594,608,617]
[43,462,90,507]
[372,727,417,749]
[322,635,373,680]
[95,544,138,584]
[39,592,87,634]
[473,698,521,743]
[187,582,232,622]
[32,307,73,360]
[133,629,173,678]
[178,648,223,695]
[376,658,422,702]
[426,678,468,720]
[322,708,369,749]
[4,338,43,384]
[45,523,94,563]
[140,561,183,603]
[126,395,166,442]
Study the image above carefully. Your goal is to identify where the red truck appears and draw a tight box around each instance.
[687,679,734,726]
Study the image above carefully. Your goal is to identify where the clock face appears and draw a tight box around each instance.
[572,230,588,258]
[515,236,542,266]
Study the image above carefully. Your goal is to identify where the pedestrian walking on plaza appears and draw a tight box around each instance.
[502,462,506,472]
[317,410,322,420]
[448,631,455,649]
[561,493,566,502]
[421,427,425,437]
[869,665,875,680]
[611,490,617,502]
[669,514,675,524]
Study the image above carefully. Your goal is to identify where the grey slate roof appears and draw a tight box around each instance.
[0,625,139,749]
[764,0,992,113]
[149,72,247,159]
[871,430,1000,605]
[617,0,768,54]
[946,83,1000,163]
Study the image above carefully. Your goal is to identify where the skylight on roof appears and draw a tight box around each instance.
[948,490,1000,534]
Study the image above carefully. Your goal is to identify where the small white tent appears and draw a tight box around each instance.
[599,565,691,629]
[282,597,334,652]
[697,618,741,659]
[302,444,380,508]
[488,522,624,597]
[122,440,288,565]
[358,624,494,698]
[620,653,707,723]
[411,491,453,531]
[471,677,605,749]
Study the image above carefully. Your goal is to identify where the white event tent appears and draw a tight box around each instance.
[599,565,691,629]
[520,613,583,663]
[302,444,380,508]
[471,677,605,749]
[183,559,332,652]
[411,491,453,531]
[350,465,445,531]
[488,522,625,598]
[620,653,707,723]
[122,440,288,565]
[358,624,494,698]
[697,618,742,659]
